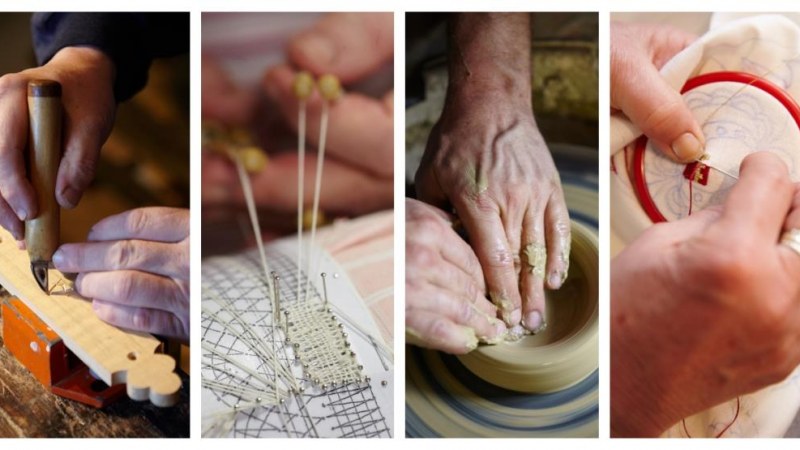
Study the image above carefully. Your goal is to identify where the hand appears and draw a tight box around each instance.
[202,12,393,216]
[611,152,800,436]
[405,198,506,354]
[53,207,190,341]
[0,46,116,240]
[611,22,704,162]
[201,55,256,126]
[415,14,569,333]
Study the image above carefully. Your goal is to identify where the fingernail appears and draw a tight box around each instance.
[462,327,479,351]
[52,248,64,267]
[510,308,521,325]
[671,132,704,162]
[297,34,335,65]
[59,186,80,209]
[15,207,28,221]
[549,271,563,289]
[493,319,507,337]
[74,273,83,293]
[524,311,543,332]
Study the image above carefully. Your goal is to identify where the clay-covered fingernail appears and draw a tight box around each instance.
[524,310,543,331]
[548,271,563,289]
[671,132,704,162]
[462,327,479,351]
[493,319,507,337]
[510,308,521,325]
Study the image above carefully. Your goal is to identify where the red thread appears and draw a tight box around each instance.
[632,71,800,222]
[681,396,741,438]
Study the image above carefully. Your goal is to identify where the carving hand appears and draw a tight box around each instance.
[0,47,116,241]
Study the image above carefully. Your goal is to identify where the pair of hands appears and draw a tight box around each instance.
[202,13,394,218]
[407,14,571,353]
[0,47,188,340]
[611,23,800,435]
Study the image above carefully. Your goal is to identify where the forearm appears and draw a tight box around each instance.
[31,12,188,102]
[446,13,531,108]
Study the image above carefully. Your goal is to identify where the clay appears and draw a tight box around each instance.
[458,220,598,393]
[524,243,547,278]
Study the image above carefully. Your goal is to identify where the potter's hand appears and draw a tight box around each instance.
[611,152,800,437]
[53,207,190,342]
[611,22,703,162]
[416,13,570,333]
[0,47,116,241]
[406,198,506,354]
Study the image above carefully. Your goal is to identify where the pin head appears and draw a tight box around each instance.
[293,72,315,100]
[318,74,342,101]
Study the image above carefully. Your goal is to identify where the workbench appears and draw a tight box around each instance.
[0,292,189,438]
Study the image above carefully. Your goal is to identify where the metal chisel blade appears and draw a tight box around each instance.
[31,262,49,293]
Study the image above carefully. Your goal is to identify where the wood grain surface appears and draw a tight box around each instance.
[0,227,181,406]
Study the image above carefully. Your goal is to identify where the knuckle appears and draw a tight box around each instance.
[0,73,21,96]
[109,240,136,269]
[113,274,136,302]
[640,98,687,138]
[126,208,150,236]
[64,156,97,188]
[407,244,436,268]
[131,308,151,331]
[428,317,452,342]
[471,194,498,214]
[486,246,515,269]
[455,300,474,325]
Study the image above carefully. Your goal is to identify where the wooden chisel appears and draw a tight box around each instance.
[26,79,62,293]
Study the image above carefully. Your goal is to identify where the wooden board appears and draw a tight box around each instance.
[0,306,190,437]
[0,228,180,407]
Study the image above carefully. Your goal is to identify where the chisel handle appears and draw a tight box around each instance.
[25,79,62,265]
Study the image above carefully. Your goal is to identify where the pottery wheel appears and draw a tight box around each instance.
[406,144,598,437]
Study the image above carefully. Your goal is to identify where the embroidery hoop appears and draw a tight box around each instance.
[632,71,800,223]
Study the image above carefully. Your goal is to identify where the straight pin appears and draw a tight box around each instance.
[293,72,314,303]
[320,272,329,307]
[304,74,342,303]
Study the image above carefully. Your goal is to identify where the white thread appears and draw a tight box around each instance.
[284,296,365,386]
[304,101,331,303]
[231,151,274,295]
[297,100,306,302]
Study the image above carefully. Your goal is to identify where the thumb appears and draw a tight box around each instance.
[288,13,393,84]
[611,37,704,163]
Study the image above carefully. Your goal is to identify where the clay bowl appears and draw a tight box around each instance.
[458,220,598,393]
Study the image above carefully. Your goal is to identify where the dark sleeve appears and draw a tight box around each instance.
[31,12,188,102]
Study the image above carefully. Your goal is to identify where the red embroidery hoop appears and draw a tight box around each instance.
[632,71,800,222]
